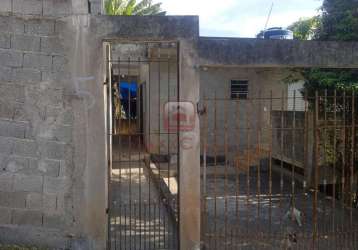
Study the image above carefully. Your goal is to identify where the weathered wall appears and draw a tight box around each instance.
[0,0,107,249]
[200,67,292,159]
[199,37,358,68]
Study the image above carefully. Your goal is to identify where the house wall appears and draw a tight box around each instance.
[200,67,291,161]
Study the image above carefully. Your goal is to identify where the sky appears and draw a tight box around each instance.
[154,0,323,38]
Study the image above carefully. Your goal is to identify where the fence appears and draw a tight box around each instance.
[200,90,358,249]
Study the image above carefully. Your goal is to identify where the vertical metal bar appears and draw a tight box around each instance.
[332,89,337,235]
[350,90,355,232]
[224,89,229,248]
[323,89,328,234]
[279,90,284,234]
[269,90,273,235]
[342,91,346,233]
[313,90,319,248]
[235,88,241,243]
[176,41,181,250]
[166,51,170,250]
[127,56,132,250]
[147,46,152,250]
[303,90,308,235]
[203,91,208,246]
[138,56,142,250]
[257,91,262,233]
[213,91,218,249]
[245,95,251,237]
[291,90,296,226]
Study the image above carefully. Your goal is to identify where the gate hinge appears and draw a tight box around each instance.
[105,208,109,214]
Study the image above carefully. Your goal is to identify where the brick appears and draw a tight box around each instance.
[11,35,40,52]
[11,68,41,83]
[29,159,60,177]
[12,139,37,157]
[0,67,12,82]
[52,56,66,72]
[40,141,65,160]
[12,209,43,226]
[26,192,42,209]
[43,176,67,194]
[0,119,27,139]
[0,83,25,103]
[13,174,42,192]
[43,0,72,17]
[13,0,43,16]
[0,34,10,49]
[40,37,63,54]
[0,0,12,13]
[0,172,13,192]
[0,207,11,224]
[25,19,55,36]
[0,50,23,67]
[23,53,52,71]
[0,191,26,208]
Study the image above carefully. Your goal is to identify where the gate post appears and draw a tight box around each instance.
[178,39,201,250]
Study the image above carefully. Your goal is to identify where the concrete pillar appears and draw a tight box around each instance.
[179,39,201,250]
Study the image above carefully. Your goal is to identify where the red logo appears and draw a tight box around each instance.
[163,102,195,132]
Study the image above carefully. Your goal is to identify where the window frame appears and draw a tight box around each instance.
[230,79,249,100]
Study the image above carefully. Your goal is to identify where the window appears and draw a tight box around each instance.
[231,80,248,99]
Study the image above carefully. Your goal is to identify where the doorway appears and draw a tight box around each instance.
[107,41,180,250]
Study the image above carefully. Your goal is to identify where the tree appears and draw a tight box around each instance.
[105,0,165,16]
[287,16,320,40]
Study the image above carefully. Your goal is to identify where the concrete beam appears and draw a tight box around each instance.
[199,37,358,68]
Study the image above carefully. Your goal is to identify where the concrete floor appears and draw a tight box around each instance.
[109,138,178,250]
[202,164,358,250]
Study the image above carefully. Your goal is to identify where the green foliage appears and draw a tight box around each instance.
[317,0,358,41]
[288,16,320,40]
[104,0,165,15]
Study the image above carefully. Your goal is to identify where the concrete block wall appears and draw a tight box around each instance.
[0,1,91,248]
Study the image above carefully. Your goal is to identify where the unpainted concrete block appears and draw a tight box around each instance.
[43,0,73,17]
[11,68,42,83]
[25,19,55,36]
[0,136,13,155]
[43,176,67,194]
[12,209,43,226]
[0,49,23,67]
[0,207,12,224]
[13,174,43,192]
[0,34,11,49]
[0,0,12,13]
[29,158,60,177]
[40,37,63,54]
[12,138,37,157]
[43,193,57,212]
[0,100,26,121]
[0,119,27,139]
[43,212,66,229]
[0,16,25,34]
[53,125,72,143]
[0,66,12,82]
[52,56,66,72]
[0,191,26,208]
[26,192,43,209]
[0,83,25,103]
[2,154,29,173]
[40,141,65,160]
[11,34,40,52]
[12,0,43,16]
[0,172,13,192]
[23,53,52,71]
[46,106,73,126]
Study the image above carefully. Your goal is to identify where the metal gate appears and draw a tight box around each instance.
[107,42,180,250]
[200,89,358,249]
